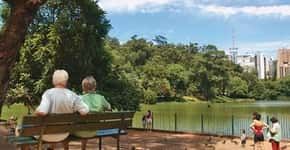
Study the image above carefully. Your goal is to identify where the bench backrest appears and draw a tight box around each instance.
[19,112,135,136]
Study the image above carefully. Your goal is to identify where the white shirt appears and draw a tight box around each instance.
[268,122,281,142]
[36,88,89,114]
[241,133,246,141]
[36,88,89,142]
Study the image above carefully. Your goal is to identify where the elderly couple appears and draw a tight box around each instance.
[32,69,111,150]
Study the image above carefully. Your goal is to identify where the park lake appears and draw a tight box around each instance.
[133,101,290,138]
[2,101,290,139]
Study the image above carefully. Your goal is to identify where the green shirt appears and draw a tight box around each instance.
[81,93,111,112]
[73,93,111,138]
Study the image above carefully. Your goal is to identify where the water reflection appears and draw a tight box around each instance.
[133,101,290,138]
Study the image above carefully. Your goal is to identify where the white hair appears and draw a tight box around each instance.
[52,70,69,86]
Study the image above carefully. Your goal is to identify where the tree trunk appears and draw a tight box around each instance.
[0,0,46,116]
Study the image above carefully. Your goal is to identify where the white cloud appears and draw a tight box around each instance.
[99,0,290,18]
[198,5,290,17]
[98,0,176,13]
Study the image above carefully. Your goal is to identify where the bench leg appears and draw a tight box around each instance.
[117,135,120,150]
[63,140,69,150]
[81,139,88,150]
[20,145,30,150]
[99,137,102,150]
[37,140,42,150]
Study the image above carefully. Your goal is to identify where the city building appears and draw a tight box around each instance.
[277,48,290,79]
[255,53,266,79]
[265,57,275,79]
[236,54,255,72]
[229,51,238,64]
[226,50,276,80]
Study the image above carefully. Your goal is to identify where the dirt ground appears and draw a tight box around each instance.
[53,129,290,150]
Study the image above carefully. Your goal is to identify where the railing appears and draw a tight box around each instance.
[132,112,290,139]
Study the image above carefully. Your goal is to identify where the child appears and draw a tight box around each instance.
[240,129,246,147]
[142,115,146,129]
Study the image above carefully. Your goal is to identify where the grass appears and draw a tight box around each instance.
[182,96,204,102]
[276,95,290,101]
[213,96,255,103]
[1,103,28,124]
[182,95,255,103]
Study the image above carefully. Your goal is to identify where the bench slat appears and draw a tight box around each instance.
[22,112,134,125]
[5,136,38,145]
[20,120,131,136]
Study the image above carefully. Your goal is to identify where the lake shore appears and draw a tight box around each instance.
[159,96,256,104]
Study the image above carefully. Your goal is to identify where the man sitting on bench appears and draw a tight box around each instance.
[73,76,111,150]
[35,70,89,150]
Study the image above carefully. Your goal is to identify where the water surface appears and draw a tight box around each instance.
[133,101,290,138]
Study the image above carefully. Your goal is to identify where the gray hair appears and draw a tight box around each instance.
[52,70,69,86]
[82,76,97,93]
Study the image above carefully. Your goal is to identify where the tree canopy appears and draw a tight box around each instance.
[4,0,141,111]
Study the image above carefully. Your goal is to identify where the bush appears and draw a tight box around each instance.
[144,89,157,104]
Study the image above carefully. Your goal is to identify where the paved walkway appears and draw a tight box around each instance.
[54,129,290,150]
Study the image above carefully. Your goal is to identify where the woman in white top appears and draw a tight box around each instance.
[268,117,281,150]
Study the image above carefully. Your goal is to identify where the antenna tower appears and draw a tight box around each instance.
[229,28,238,63]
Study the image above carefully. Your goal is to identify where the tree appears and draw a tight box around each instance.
[196,66,216,100]
[227,76,248,98]
[0,0,47,115]
[6,1,142,111]
[250,81,266,100]
[166,64,188,97]
[278,76,290,96]
[153,35,167,46]
[6,26,59,111]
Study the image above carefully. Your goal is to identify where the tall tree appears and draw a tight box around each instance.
[0,0,46,115]
[6,0,110,106]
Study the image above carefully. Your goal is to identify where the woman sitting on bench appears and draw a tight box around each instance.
[73,76,111,150]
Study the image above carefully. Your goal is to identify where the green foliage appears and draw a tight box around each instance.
[144,89,157,104]
[106,36,246,102]
[6,0,140,111]
[251,81,267,100]
[278,76,290,96]
[263,80,279,100]
[227,76,248,98]
[105,35,290,102]
[7,26,59,106]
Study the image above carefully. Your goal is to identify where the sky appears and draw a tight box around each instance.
[98,0,290,58]
[1,0,290,58]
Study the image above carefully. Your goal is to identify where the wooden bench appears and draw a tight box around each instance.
[5,112,135,150]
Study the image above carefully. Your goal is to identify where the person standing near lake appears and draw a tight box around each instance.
[268,117,281,150]
[146,110,153,131]
[142,115,147,129]
[250,113,269,150]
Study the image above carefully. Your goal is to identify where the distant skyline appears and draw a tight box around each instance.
[99,0,290,58]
